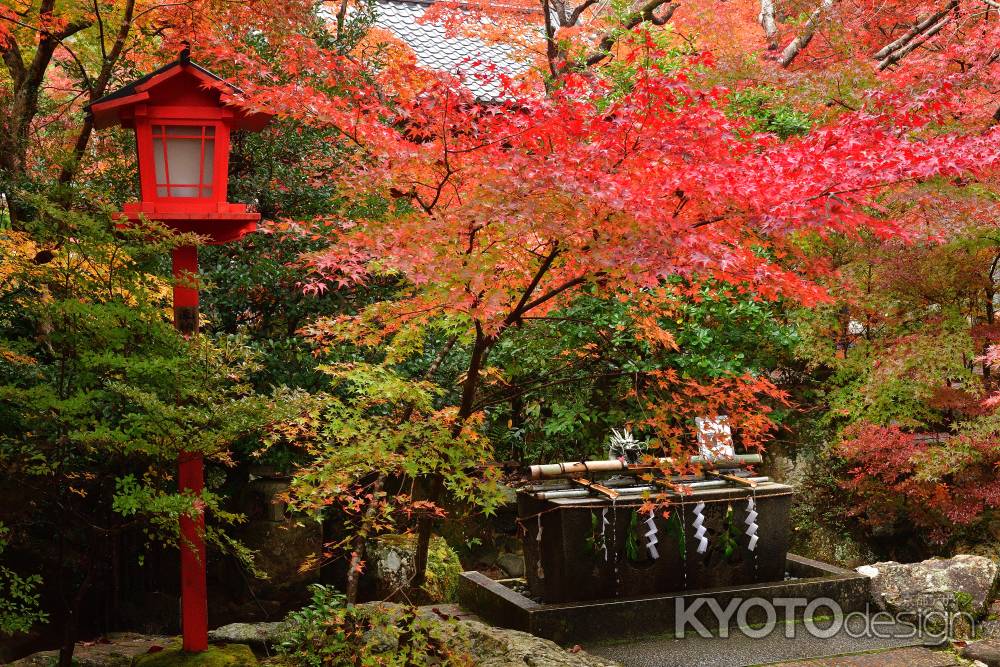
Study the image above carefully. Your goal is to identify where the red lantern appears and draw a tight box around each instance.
[87,50,272,653]
[89,49,270,243]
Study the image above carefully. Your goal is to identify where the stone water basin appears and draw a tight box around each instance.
[518,480,794,603]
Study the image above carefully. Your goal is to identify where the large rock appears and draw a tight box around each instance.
[12,637,261,667]
[370,534,462,603]
[358,603,618,666]
[981,600,1000,639]
[237,518,322,599]
[496,552,525,578]
[133,643,257,665]
[208,621,287,650]
[963,639,1000,667]
[856,554,999,622]
[447,617,620,666]
[10,634,175,666]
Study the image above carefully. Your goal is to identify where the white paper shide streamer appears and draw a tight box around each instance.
[644,509,660,559]
[600,508,610,561]
[745,496,759,552]
[536,515,545,579]
[692,501,708,554]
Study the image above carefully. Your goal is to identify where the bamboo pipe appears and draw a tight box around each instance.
[527,454,763,480]
[531,477,773,500]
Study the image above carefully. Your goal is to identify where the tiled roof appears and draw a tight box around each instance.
[372,0,536,99]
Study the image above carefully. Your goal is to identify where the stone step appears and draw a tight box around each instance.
[762,646,958,667]
[585,616,937,667]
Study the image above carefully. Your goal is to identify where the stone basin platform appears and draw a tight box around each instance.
[458,554,871,645]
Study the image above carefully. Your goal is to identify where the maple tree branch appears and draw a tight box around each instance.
[94,0,107,62]
[59,41,94,93]
[59,0,137,187]
[691,214,729,228]
[567,0,600,26]
[475,371,633,410]
[877,18,950,70]
[0,7,92,85]
[129,1,193,24]
[520,273,590,314]
[828,96,859,111]
[99,0,136,91]
[344,473,383,604]
[802,177,918,204]
[413,89,458,214]
[872,0,957,63]
[504,242,561,326]
[0,13,91,81]
[1,32,26,85]
[0,3,92,177]
[874,1,957,71]
[335,0,350,39]
[572,0,680,71]
[414,167,455,215]
[778,0,834,68]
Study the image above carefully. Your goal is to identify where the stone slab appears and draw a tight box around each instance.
[585,619,939,667]
[9,633,177,666]
[458,553,871,644]
[962,639,1000,666]
[764,646,957,667]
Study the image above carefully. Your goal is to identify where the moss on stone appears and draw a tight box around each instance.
[424,536,462,603]
[132,644,257,666]
[372,534,462,603]
[953,590,976,615]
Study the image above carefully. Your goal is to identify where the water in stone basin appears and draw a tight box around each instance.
[498,569,805,605]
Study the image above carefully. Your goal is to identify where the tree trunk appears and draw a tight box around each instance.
[1,82,42,181]
[344,333,459,600]
[410,326,491,587]
[57,117,94,188]
[57,610,77,667]
[779,0,834,67]
[57,555,97,667]
[984,287,996,384]
[345,474,385,604]
[510,393,525,463]
[759,0,779,49]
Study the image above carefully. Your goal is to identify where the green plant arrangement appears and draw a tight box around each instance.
[277,585,473,666]
[666,508,687,560]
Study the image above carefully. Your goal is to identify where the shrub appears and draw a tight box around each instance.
[836,423,1000,544]
[0,522,46,635]
[277,585,472,666]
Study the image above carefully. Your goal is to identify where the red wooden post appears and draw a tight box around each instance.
[87,52,272,653]
[172,245,208,652]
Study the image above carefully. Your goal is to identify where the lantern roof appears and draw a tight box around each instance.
[86,51,272,132]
